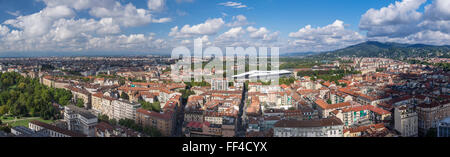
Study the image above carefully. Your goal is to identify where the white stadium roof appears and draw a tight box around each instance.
[232,70,292,78]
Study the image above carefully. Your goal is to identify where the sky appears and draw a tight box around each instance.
[0,0,449,56]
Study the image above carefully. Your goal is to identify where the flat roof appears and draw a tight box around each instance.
[66,105,97,119]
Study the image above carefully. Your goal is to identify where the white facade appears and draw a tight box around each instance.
[394,105,418,137]
[64,105,98,137]
[112,99,141,120]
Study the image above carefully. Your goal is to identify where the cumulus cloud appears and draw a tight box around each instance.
[288,20,365,52]
[41,0,116,10]
[0,25,10,36]
[360,0,450,45]
[247,26,279,41]
[148,0,166,12]
[169,18,225,38]
[3,5,75,38]
[217,27,245,40]
[360,0,426,37]
[227,15,250,27]
[0,0,170,53]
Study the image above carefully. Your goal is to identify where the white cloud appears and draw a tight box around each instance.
[289,20,365,52]
[246,26,279,42]
[0,0,170,53]
[89,2,169,27]
[0,25,10,36]
[148,0,166,12]
[5,11,21,17]
[169,18,225,38]
[218,2,248,8]
[227,15,250,27]
[217,27,245,40]
[360,0,426,37]
[41,0,116,10]
[424,0,450,21]
[360,0,450,45]
[153,17,172,23]
[3,6,75,38]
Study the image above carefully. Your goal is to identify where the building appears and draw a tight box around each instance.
[437,117,450,137]
[135,108,175,137]
[64,105,98,137]
[112,99,141,120]
[41,76,70,89]
[315,99,351,118]
[11,126,49,137]
[417,101,450,136]
[222,116,236,137]
[211,78,229,91]
[29,120,86,137]
[394,105,418,137]
[183,121,222,137]
[343,123,390,137]
[94,122,143,137]
[66,86,92,109]
[273,117,344,137]
[92,92,117,119]
[184,109,204,123]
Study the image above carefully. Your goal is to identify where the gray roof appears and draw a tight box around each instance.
[66,105,97,119]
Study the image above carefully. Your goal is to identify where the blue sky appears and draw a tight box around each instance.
[0,0,448,56]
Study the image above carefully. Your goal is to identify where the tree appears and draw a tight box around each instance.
[121,92,130,101]
[98,114,110,122]
[76,98,85,108]
[327,99,332,104]
[110,118,117,126]
[151,102,161,112]
[0,119,2,125]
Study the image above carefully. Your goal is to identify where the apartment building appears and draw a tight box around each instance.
[417,101,450,136]
[135,108,175,137]
[211,78,229,91]
[273,117,344,137]
[64,105,98,137]
[394,105,418,137]
[112,99,141,120]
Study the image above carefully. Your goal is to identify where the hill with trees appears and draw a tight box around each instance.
[319,41,450,59]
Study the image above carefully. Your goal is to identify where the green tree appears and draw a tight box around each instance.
[327,99,332,104]
[151,102,161,112]
[76,98,85,108]
[121,92,130,101]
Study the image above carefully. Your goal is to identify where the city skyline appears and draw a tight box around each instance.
[0,0,449,57]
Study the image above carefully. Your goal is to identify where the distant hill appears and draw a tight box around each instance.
[319,41,450,59]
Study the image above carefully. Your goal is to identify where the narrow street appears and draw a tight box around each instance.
[236,82,248,137]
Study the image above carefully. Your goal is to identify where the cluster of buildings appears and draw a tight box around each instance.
[0,56,449,137]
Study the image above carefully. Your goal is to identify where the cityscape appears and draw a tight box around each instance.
[0,0,449,139]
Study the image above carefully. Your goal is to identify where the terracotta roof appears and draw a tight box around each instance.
[344,123,386,134]
[316,99,352,110]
